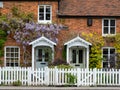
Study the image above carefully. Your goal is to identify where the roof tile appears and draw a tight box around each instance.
[59,0,120,16]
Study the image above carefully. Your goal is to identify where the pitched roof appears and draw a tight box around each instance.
[64,36,92,47]
[29,36,56,47]
[59,0,120,16]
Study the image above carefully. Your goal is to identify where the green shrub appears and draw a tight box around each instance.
[48,58,69,66]
[57,64,73,69]
[66,73,77,85]
[12,80,22,86]
[49,64,73,69]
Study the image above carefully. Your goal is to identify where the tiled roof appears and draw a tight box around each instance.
[59,0,120,16]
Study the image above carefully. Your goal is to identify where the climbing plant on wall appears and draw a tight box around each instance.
[0,6,63,66]
[81,32,104,68]
[0,15,8,65]
[113,33,120,68]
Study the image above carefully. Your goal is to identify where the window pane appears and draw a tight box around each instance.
[15,53,18,57]
[110,55,115,61]
[11,58,14,61]
[39,14,44,20]
[79,50,83,63]
[6,63,9,66]
[11,48,14,52]
[110,27,115,34]
[104,20,109,26]
[110,20,115,26]
[72,50,76,63]
[11,53,14,57]
[110,61,115,68]
[45,51,49,61]
[15,63,18,66]
[103,62,108,68]
[11,63,14,67]
[104,27,108,34]
[6,48,10,52]
[15,48,18,52]
[110,49,115,54]
[103,49,108,54]
[46,6,50,13]
[6,58,10,62]
[103,55,108,61]
[39,6,44,12]
[6,53,11,57]
[46,14,50,20]
[37,49,42,61]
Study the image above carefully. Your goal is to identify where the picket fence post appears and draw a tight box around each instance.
[55,67,58,85]
[27,67,31,86]
[0,67,1,85]
[77,68,80,87]
[45,67,49,85]
[93,68,97,86]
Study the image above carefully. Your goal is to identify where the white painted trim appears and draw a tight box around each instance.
[64,36,92,46]
[86,47,89,68]
[32,46,34,69]
[65,36,91,68]
[66,46,69,64]
[4,46,20,67]
[38,5,52,24]
[30,36,55,69]
[29,36,56,46]
[102,18,116,36]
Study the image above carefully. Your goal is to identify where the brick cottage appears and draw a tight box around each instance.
[0,0,120,69]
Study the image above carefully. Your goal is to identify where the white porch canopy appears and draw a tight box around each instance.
[64,36,92,68]
[29,36,56,69]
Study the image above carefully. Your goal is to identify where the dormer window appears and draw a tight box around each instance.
[38,5,52,24]
[102,19,116,36]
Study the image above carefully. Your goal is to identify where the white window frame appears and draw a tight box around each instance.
[38,5,52,24]
[102,18,116,36]
[4,46,20,67]
[0,1,3,8]
[102,47,116,68]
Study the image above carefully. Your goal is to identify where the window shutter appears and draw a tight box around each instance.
[0,2,3,8]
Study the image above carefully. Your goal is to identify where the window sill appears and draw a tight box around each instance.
[38,20,52,24]
[102,34,116,37]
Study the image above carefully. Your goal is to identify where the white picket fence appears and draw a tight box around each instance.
[0,67,120,86]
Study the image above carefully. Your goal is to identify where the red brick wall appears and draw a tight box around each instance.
[1,1,58,22]
[1,1,120,65]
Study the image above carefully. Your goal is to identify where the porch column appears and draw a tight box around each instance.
[86,47,89,68]
[52,46,54,61]
[66,46,69,63]
[32,46,35,69]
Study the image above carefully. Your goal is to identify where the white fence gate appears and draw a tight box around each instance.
[0,67,120,86]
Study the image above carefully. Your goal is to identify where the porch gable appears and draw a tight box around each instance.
[64,36,92,48]
[29,36,56,47]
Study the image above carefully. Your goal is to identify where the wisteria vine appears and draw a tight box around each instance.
[1,18,63,66]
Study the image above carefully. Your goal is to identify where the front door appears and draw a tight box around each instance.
[72,49,84,68]
[36,47,49,68]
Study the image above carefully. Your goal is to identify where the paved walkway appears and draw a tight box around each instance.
[0,87,120,90]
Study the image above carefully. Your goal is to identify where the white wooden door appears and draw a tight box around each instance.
[72,49,84,68]
[36,48,49,68]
